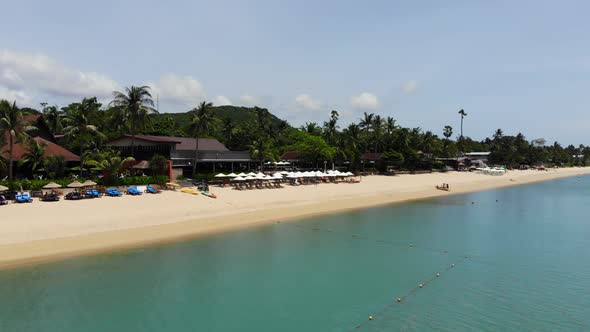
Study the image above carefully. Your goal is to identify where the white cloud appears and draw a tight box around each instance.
[147,73,206,108]
[0,87,32,105]
[240,94,261,106]
[213,95,232,106]
[350,92,379,110]
[402,80,418,94]
[0,49,119,99]
[295,94,321,111]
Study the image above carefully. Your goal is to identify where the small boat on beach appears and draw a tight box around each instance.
[201,191,217,199]
[181,187,200,195]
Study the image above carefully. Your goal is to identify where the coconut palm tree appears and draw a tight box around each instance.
[84,150,134,181]
[322,110,340,146]
[302,122,321,136]
[62,99,105,176]
[0,100,33,180]
[249,138,276,169]
[188,101,215,175]
[222,117,235,146]
[20,139,46,175]
[359,112,374,154]
[458,109,467,154]
[110,86,157,157]
[43,105,63,134]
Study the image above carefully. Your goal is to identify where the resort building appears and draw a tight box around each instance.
[1,136,80,163]
[1,115,80,178]
[464,152,491,163]
[106,135,252,176]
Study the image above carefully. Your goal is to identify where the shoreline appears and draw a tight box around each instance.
[1,167,589,270]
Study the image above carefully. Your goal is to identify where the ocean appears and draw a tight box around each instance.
[1,175,589,331]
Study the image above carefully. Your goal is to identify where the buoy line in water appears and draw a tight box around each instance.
[350,256,470,331]
[275,221,475,257]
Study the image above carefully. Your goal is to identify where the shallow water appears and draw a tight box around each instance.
[1,176,589,331]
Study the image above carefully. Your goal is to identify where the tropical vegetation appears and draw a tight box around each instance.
[1,85,589,181]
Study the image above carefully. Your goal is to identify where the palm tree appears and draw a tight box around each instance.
[458,109,467,138]
[458,109,467,154]
[62,99,105,176]
[372,115,384,153]
[0,100,32,180]
[188,101,215,175]
[322,110,340,146]
[443,125,453,139]
[359,112,374,154]
[20,139,46,174]
[43,105,63,134]
[110,86,157,158]
[302,122,321,136]
[222,117,235,145]
[84,150,135,181]
[249,138,276,169]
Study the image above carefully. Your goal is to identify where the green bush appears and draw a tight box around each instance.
[0,176,168,191]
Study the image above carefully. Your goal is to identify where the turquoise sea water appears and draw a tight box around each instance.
[1,176,590,331]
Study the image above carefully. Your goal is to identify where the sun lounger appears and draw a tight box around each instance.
[92,189,102,197]
[41,192,60,202]
[106,188,122,197]
[145,185,160,194]
[15,193,33,203]
[127,187,142,195]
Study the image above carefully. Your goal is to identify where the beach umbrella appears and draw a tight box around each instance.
[215,173,227,178]
[82,180,97,186]
[233,176,246,181]
[280,171,289,175]
[245,175,257,180]
[256,173,266,179]
[67,181,84,188]
[273,173,283,178]
[0,185,8,191]
[237,172,247,177]
[247,172,256,176]
[43,182,62,189]
[227,173,238,177]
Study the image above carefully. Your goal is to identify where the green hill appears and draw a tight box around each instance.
[151,105,286,129]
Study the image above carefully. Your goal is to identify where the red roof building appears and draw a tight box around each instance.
[361,152,384,161]
[1,136,80,162]
[280,151,301,161]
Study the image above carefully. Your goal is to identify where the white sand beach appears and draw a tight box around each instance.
[1,167,589,268]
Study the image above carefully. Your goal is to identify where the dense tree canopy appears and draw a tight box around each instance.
[1,89,588,180]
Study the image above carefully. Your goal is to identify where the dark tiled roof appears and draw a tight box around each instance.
[116,135,229,152]
[168,137,229,151]
[1,137,80,162]
[123,134,181,143]
[22,114,41,122]
[281,151,300,160]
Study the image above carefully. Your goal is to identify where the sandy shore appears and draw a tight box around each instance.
[1,167,589,269]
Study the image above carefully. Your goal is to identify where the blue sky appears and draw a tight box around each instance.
[0,0,588,144]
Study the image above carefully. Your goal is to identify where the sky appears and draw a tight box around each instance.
[0,0,589,144]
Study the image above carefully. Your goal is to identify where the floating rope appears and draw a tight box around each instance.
[275,221,476,330]
[350,256,470,331]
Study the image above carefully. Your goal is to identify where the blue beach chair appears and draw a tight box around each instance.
[15,193,33,203]
[127,187,142,195]
[106,188,122,197]
[145,185,160,194]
